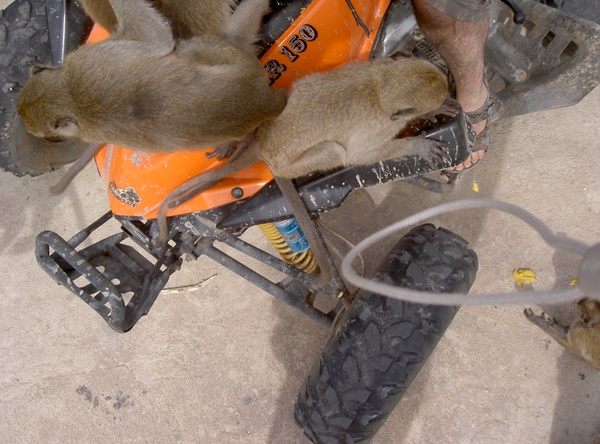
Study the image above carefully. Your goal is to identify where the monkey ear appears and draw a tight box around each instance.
[389,51,414,60]
[391,108,416,121]
[51,117,79,137]
[30,64,55,76]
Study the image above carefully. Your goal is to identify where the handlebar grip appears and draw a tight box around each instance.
[499,0,526,24]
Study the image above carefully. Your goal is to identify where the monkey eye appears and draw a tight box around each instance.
[30,64,54,75]
[391,108,416,120]
[42,136,67,143]
[580,314,595,328]
[52,117,77,130]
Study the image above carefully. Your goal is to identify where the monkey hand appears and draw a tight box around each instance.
[524,307,548,325]
[422,98,460,123]
[416,132,449,168]
[524,308,569,335]
[205,133,255,162]
[205,141,239,161]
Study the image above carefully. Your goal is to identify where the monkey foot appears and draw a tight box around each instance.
[524,307,570,335]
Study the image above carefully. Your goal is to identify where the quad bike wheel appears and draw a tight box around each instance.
[295,224,478,443]
[0,0,91,177]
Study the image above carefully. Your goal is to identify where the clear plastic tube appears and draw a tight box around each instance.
[341,199,596,305]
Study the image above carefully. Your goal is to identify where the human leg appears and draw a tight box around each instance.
[412,0,490,171]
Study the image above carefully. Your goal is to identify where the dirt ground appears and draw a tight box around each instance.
[1,0,600,443]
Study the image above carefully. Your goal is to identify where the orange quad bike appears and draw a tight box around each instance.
[1,0,600,441]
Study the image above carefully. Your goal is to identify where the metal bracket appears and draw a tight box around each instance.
[45,0,67,66]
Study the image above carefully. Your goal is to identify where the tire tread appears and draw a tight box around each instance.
[295,224,478,443]
[0,0,90,177]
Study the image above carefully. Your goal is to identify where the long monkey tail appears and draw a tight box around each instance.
[156,140,262,243]
[220,0,270,54]
[49,142,105,195]
[273,176,333,284]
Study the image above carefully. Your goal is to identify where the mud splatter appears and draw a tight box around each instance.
[76,385,99,409]
[76,385,134,411]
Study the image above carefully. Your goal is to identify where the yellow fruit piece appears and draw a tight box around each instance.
[570,278,579,286]
[472,182,480,193]
[513,268,537,287]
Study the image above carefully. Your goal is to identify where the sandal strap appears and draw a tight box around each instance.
[465,93,502,124]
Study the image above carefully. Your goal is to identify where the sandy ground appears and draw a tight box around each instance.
[1,0,600,443]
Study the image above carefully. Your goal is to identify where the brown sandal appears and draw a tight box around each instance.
[466,91,502,150]
[448,90,503,172]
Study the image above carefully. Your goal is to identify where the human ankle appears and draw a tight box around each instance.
[456,82,488,114]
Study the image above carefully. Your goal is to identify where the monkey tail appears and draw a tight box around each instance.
[156,140,261,244]
[220,0,270,54]
[49,142,105,195]
[273,177,334,284]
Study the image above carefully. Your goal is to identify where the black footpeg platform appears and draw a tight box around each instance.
[35,212,182,332]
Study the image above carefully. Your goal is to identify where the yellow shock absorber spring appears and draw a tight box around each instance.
[258,223,319,274]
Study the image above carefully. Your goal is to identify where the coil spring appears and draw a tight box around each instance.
[258,223,319,274]
[411,28,443,65]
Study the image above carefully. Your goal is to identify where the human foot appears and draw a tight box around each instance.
[444,87,501,173]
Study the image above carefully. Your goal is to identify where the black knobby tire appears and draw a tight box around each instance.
[295,224,478,444]
[0,0,91,177]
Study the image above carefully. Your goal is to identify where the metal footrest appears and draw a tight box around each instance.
[35,212,182,332]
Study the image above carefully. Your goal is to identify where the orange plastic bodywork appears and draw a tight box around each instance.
[92,0,391,219]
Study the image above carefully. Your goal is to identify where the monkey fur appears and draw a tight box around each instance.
[17,0,285,194]
[525,299,600,371]
[156,57,452,282]
[78,0,233,40]
[78,0,266,55]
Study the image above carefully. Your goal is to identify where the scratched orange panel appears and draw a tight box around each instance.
[100,145,272,219]
[87,25,109,44]
[262,0,389,89]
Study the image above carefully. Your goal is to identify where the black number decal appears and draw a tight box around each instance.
[299,24,318,41]
[279,46,299,62]
[264,59,287,85]
[266,25,318,84]
[288,35,307,53]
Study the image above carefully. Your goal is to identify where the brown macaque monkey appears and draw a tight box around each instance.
[78,0,233,38]
[525,299,600,371]
[78,0,266,54]
[156,57,452,283]
[17,0,285,194]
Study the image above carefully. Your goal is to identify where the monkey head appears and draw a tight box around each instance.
[18,65,80,141]
[578,299,600,328]
[377,59,448,122]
